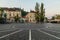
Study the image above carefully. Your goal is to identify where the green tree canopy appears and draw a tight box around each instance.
[35,2,45,23]
[40,3,45,22]
[51,16,55,20]
[21,9,28,17]
[55,14,60,19]
[4,13,7,18]
[35,2,39,12]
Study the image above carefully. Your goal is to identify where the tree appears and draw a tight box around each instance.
[51,16,55,20]
[35,2,39,12]
[55,15,60,19]
[0,8,4,23]
[35,2,45,23]
[4,13,7,22]
[40,3,45,22]
[35,2,40,23]
[21,9,28,17]
[21,9,28,23]
[0,8,4,17]
[4,13,7,19]
[14,14,20,22]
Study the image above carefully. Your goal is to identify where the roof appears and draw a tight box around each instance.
[30,10,37,13]
[0,7,21,11]
[22,10,36,18]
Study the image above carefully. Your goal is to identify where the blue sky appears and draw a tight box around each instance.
[0,0,60,18]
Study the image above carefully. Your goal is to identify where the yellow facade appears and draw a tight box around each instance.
[4,10,21,22]
[4,10,21,19]
[26,12,36,23]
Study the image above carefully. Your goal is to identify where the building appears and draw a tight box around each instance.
[49,14,60,23]
[0,8,37,23]
[0,7,21,22]
[25,11,36,23]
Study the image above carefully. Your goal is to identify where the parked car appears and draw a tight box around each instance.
[0,18,6,24]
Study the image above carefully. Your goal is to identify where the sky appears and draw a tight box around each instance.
[0,0,60,18]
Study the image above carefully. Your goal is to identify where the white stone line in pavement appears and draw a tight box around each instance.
[0,30,23,39]
[29,29,31,40]
[0,30,14,32]
[41,28,60,33]
[9,24,16,28]
[37,29,60,39]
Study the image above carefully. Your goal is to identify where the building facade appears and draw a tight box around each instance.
[25,11,36,23]
[0,8,21,22]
